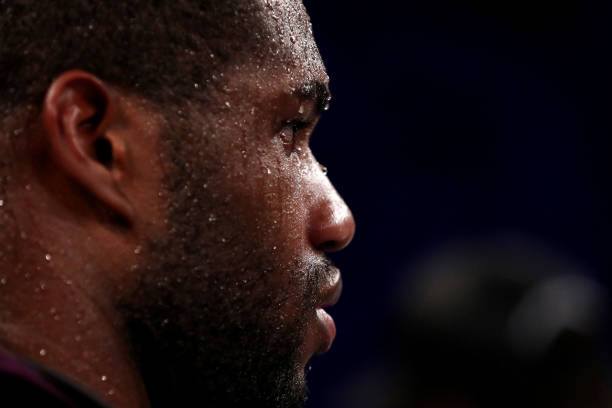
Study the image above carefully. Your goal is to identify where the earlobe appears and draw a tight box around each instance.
[42,70,134,223]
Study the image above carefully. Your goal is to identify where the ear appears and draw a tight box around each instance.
[42,70,134,223]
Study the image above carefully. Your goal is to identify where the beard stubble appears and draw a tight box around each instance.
[117,114,333,407]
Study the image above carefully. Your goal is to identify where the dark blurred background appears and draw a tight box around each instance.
[301,1,612,407]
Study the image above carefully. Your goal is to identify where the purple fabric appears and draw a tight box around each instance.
[0,347,110,407]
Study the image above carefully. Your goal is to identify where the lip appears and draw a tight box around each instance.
[318,269,342,308]
[314,269,342,354]
[315,308,337,353]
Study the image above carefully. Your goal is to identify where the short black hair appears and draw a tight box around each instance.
[0,0,270,112]
[0,0,279,202]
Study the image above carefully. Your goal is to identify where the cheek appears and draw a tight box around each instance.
[198,115,320,261]
[255,145,317,242]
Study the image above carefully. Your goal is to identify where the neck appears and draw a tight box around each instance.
[0,257,150,408]
[0,161,152,408]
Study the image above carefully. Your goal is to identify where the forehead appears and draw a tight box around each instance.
[230,0,328,89]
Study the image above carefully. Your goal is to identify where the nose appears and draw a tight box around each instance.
[308,191,355,253]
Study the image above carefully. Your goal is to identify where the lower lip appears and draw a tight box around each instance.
[316,308,336,353]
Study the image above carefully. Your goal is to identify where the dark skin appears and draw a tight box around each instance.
[0,1,354,407]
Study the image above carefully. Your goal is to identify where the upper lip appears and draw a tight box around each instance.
[317,267,343,309]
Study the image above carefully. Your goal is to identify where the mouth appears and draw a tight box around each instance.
[314,268,343,354]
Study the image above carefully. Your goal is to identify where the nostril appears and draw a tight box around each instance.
[318,240,338,252]
[311,220,354,253]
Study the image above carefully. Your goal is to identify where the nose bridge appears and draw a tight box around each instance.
[307,175,355,253]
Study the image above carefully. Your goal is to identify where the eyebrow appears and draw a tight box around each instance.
[294,81,331,114]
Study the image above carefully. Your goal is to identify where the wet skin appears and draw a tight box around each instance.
[121,4,356,403]
[0,1,354,407]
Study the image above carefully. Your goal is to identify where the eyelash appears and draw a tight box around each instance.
[279,119,311,154]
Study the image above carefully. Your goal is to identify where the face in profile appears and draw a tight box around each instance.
[119,1,355,407]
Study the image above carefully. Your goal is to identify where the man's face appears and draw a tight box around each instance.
[120,1,354,407]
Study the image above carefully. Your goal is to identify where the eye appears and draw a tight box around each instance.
[278,119,310,156]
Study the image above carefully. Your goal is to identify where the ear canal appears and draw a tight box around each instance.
[94,138,113,167]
